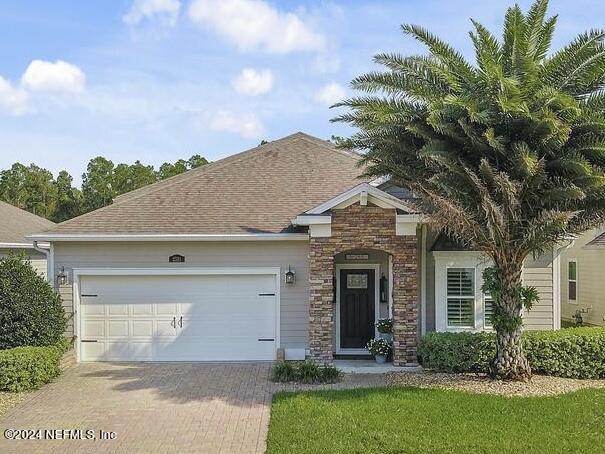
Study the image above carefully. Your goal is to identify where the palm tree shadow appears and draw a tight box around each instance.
[80,362,275,407]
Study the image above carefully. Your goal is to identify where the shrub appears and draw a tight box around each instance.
[419,332,494,374]
[0,254,67,349]
[271,361,343,384]
[418,328,605,379]
[524,328,605,379]
[0,339,70,392]
[272,362,297,382]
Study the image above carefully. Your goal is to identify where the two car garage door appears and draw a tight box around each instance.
[79,273,278,362]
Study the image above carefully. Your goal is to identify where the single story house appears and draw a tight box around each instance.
[30,133,562,366]
[0,200,54,277]
[559,228,605,326]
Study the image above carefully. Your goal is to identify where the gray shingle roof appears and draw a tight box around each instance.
[586,232,605,247]
[0,201,55,244]
[39,132,368,236]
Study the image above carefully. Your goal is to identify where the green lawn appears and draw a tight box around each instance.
[267,387,605,453]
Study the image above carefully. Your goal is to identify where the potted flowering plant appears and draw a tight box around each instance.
[366,338,392,364]
[375,318,393,342]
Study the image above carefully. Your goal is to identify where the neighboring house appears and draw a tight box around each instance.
[30,132,561,366]
[559,227,605,326]
[0,200,54,277]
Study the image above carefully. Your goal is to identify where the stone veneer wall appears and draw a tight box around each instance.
[308,203,418,366]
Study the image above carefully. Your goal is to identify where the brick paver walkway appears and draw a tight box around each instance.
[0,362,385,454]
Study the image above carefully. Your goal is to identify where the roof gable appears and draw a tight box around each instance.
[303,183,416,215]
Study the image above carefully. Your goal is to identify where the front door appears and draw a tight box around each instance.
[339,269,375,349]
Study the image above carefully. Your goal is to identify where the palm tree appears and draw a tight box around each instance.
[335,0,605,380]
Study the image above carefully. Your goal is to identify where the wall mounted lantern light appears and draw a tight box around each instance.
[57,266,68,286]
[284,266,296,284]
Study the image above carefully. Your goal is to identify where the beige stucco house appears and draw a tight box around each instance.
[0,200,54,277]
[560,227,605,326]
[30,133,562,366]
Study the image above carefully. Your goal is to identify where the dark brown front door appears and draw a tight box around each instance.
[339,269,375,349]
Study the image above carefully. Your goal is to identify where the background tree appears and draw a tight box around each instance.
[157,159,188,180]
[0,154,210,221]
[113,160,157,194]
[335,0,605,380]
[53,171,83,222]
[0,163,56,218]
[157,154,208,179]
[81,156,116,212]
[187,154,209,170]
[0,163,30,210]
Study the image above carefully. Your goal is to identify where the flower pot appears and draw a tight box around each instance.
[379,333,393,342]
[375,355,387,364]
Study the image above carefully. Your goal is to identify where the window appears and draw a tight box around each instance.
[347,274,368,289]
[484,295,494,328]
[568,260,577,302]
[446,268,475,327]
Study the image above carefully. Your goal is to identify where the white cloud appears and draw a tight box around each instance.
[21,60,86,94]
[188,0,325,53]
[311,53,341,74]
[207,111,264,138]
[314,82,346,106]
[123,0,181,27]
[232,68,273,96]
[0,76,29,115]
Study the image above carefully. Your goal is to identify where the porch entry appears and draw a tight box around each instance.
[337,265,378,353]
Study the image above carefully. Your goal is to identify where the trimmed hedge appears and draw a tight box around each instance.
[0,338,70,392]
[524,328,605,379]
[419,328,605,379]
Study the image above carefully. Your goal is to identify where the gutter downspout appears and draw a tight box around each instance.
[33,240,52,285]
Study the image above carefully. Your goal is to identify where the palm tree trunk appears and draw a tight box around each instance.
[491,259,532,381]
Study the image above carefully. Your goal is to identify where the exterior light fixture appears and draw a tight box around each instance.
[284,266,295,284]
[57,266,68,286]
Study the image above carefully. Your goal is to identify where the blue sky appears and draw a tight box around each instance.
[0,0,603,185]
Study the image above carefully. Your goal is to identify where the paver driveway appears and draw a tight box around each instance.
[0,362,385,454]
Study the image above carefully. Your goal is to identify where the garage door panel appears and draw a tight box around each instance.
[132,320,154,337]
[107,304,129,316]
[155,303,179,316]
[132,304,153,316]
[80,273,277,362]
[154,319,178,338]
[157,338,276,361]
[82,301,104,315]
[83,320,105,337]
[81,342,105,361]
[107,320,129,337]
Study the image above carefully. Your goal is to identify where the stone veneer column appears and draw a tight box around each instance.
[392,238,418,366]
[306,202,419,366]
[308,238,336,363]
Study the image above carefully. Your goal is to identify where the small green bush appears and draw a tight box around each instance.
[271,361,343,384]
[0,254,67,349]
[272,362,297,382]
[0,339,70,392]
[524,328,605,379]
[419,332,494,374]
[419,328,605,379]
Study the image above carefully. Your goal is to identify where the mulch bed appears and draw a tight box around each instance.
[387,371,605,397]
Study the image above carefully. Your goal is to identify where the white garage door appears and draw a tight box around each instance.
[79,273,277,362]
